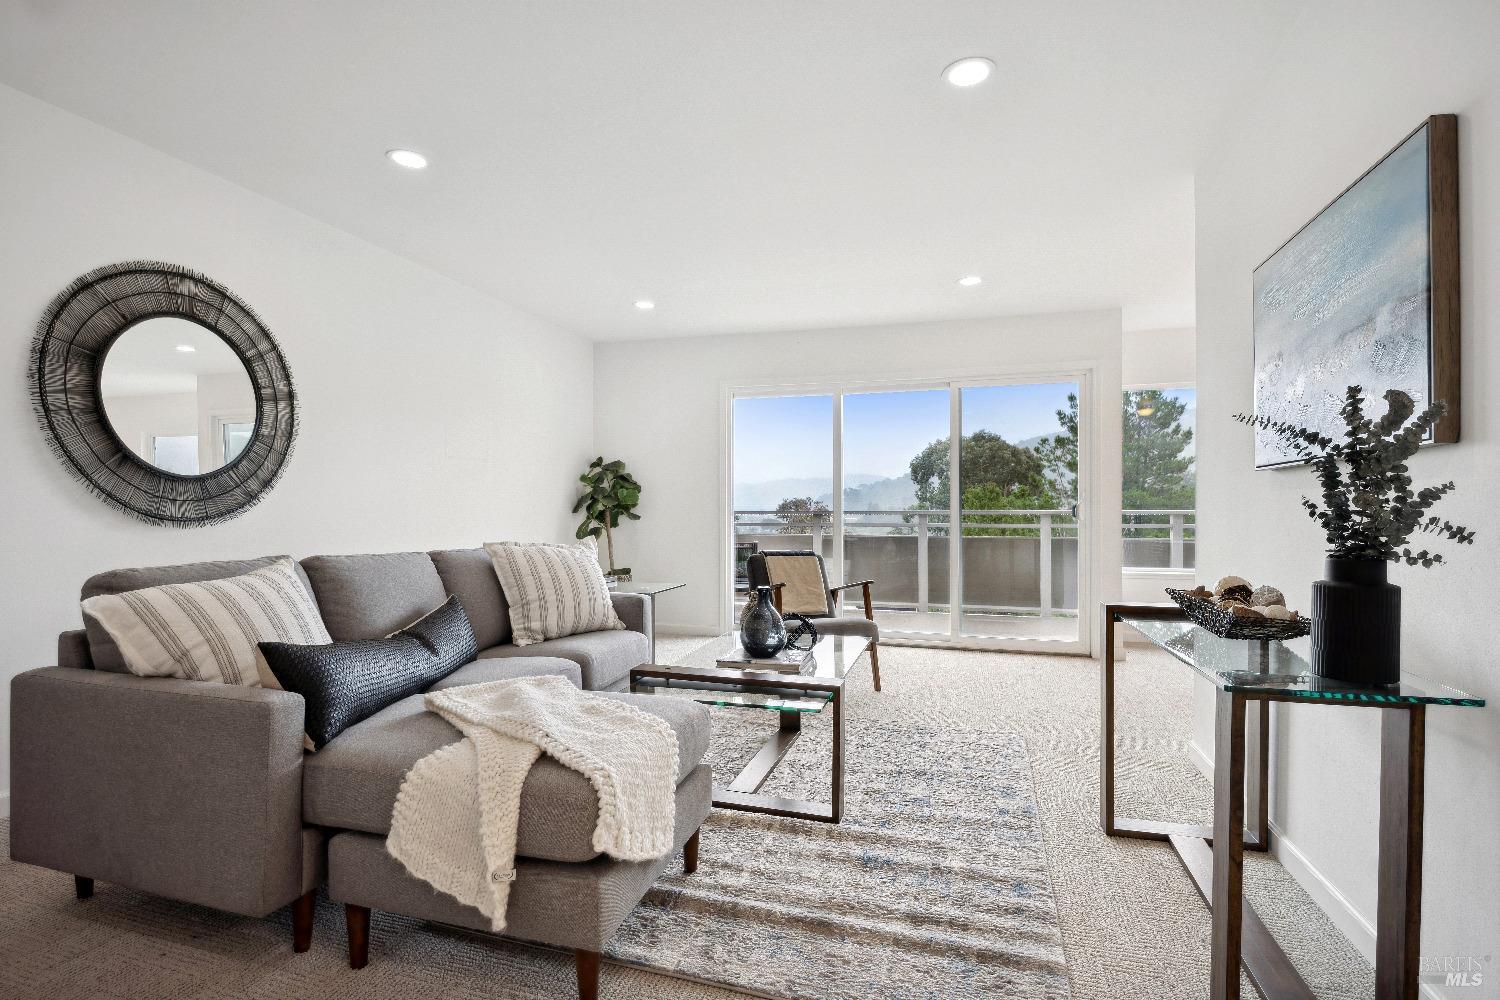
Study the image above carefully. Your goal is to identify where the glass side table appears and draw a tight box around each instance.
[1102,603,1484,1000]
[607,581,684,662]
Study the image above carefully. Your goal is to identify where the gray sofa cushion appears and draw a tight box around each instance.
[299,552,447,641]
[302,675,709,863]
[79,555,315,674]
[428,656,581,691]
[477,629,650,692]
[327,764,712,951]
[429,548,511,648]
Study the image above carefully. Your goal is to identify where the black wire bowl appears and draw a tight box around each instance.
[1166,588,1311,641]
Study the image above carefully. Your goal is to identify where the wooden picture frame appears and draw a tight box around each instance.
[1251,114,1459,469]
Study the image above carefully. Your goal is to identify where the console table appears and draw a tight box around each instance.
[1102,602,1484,1000]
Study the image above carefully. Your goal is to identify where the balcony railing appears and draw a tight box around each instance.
[733,508,1195,622]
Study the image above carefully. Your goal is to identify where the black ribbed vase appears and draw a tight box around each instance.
[1310,558,1401,686]
[740,585,788,658]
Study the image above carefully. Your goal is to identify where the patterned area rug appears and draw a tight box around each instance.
[608,670,1072,1000]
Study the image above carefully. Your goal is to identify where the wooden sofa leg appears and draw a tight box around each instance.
[74,876,93,900]
[576,949,601,1000]
[869,643,882,692]
[683,828,701,875]
[346,904,370,969]
[292,889,316,953]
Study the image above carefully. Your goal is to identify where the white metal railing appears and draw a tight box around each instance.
[1120,508,1196,570]
[734,508,1078,618]
[733,507,1196,617]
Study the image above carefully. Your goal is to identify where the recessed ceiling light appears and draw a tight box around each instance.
[943,57,994,88]
[634,300,656,311]
[175,344,197,353]
[386,148,428,170]
[957,275,983,287]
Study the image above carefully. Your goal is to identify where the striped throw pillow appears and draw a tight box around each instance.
[81,558,330,686]
[483,538,625,646]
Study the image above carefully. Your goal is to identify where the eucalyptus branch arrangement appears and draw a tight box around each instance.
[572,457,641,576]
[1234,386,1474,567]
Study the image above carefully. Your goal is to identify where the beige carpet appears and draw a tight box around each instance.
[0,639,1371,999]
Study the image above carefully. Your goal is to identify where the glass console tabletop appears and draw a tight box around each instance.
[1121,616,1485,707]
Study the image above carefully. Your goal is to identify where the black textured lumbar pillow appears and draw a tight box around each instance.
[259,595,478,750]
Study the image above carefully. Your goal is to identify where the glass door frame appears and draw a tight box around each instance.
[721,364,1098,656]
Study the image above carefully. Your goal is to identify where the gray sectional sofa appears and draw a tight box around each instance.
[10,549,711,1000]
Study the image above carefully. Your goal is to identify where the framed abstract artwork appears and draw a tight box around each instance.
[1252,114,1459,469]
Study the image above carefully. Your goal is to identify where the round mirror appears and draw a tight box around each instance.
[100,318,257,476]
[30,261,297,527]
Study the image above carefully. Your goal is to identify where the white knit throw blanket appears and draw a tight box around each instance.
[386,675,679,932]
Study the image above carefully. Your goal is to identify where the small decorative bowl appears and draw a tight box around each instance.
[1165,588,1311,641]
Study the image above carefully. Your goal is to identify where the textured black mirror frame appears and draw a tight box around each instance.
[28,261,297,527]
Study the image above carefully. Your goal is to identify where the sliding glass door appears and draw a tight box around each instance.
[728,374,1089,652]
[957,382,1080,643]
[841,388,951,637]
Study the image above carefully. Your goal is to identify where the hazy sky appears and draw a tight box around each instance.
[733,382,1083,482]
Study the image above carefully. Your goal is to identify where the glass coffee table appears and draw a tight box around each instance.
[629,631,870,823]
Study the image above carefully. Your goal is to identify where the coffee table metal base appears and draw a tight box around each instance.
[629,659,850,824]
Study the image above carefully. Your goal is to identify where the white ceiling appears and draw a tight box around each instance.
[101,318,250,396]
[0,2,1297,341]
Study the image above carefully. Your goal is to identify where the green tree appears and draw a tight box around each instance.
[908,430,1051,509]
[1034,392,1079,504]
[1123,390,1195,510]
[960,482,1058,536]
[773,496,832,534]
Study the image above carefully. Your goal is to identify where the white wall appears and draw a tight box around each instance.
[0,84,596,808]
[1195,0,1499,982]
[1123,326,1195,388]
[595,311,1124,640]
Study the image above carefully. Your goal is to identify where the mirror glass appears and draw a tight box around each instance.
[100,317,256,476]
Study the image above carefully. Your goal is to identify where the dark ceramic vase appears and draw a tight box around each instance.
[740,586,787,658]
[1310,557,1401,686]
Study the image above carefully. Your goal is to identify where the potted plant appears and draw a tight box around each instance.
[572,457,641,584]
[1236,386,1474,684]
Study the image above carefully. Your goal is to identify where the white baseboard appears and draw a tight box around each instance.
[1267,820,1378,966]
[0,790,9,820]
[1179,743,1428,993]
[654,623,719,638]
[1187,738,1213,780]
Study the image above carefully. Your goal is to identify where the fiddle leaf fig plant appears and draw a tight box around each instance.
[1234,385,1474,566]
[572,457,641,576]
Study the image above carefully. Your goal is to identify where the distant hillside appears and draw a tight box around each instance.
[734,473,885,511]
[842,475,917,511]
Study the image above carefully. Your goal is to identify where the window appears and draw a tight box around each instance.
[152,435,199,476]
[1122,388,1195,570]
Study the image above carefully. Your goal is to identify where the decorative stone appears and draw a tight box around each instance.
[1218,585,1254,605]
[1259,604,1295,620]
[1230,605,1265,619]
[1251,585,1285,608]
[1213,575,1251,595]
